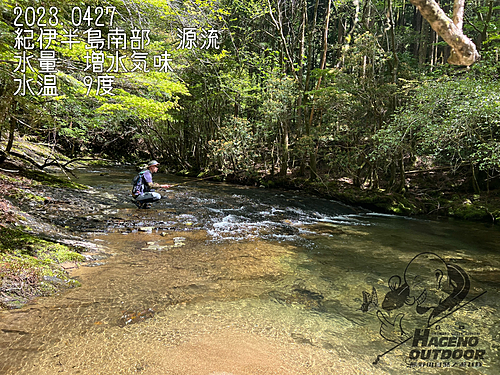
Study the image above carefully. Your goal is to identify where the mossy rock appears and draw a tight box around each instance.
[0,228,83,309]
[6,189,46,203]
[0,296,28,309]
[0,173,21,184]
[0,227,82,260]
[22,170,87,189]
[453,205,490,221]
[386,201,415,215]
[333,189,418,215]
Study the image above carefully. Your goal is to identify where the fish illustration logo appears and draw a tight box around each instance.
[360,286,378,312]
[380,275,410,311]
[360,252,485,365]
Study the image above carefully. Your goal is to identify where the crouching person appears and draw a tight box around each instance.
[132,160,171,209]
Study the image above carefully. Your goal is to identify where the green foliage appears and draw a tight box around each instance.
[208,116,255,172]
[0,0,191,160]
[97,90,178,121]
[0,0,499,197]
[259,74,297,122]
[366,77,499,194]
[376,78,500,173]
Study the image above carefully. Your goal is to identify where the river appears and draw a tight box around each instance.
[0,167,499,374]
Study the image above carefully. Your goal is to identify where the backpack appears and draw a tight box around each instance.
[132,171,146,196]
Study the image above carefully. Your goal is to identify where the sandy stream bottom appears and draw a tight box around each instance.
[0,229,486,375]
[4,307,384,375]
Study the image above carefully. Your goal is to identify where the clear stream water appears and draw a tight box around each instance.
[0,167,499,375]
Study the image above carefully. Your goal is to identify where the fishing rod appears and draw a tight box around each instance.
[161,173,226,188]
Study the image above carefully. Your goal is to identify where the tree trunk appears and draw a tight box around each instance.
[479,0,494,48]
[387,0,399,83]
[267,0,299,81]
[2,97,18,161]
[296,0,307,176]
[302,0,320,178]
[410,0,480,65]
[419,20,430,67]
[397,150,406,193]
[413,11,422,57]
[3,116,17,156]
[389,161,396,190]
[279,121,289,177]
[471,163,480,193]
[307,0,332,180]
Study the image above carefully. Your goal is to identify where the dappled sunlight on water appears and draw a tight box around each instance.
[1,167,499,374]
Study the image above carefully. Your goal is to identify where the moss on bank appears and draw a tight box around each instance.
[0,227,83,309]
[0,140,108,309]
[22,169,87,190]
[0,166,87,309]
[311,182,500,223]
[444,196,500,222]
[1,169,87,206]
[228,172,500,223]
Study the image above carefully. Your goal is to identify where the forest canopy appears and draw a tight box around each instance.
[0,0,499,194]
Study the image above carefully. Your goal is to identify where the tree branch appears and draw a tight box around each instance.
[6,152,106,177]
[452,0,464,30]
[409,0,480,65]
[267,0,299,82]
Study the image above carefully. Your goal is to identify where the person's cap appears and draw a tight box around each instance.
[147,160,160,167]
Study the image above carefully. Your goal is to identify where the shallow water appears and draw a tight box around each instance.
[0,167,499,374]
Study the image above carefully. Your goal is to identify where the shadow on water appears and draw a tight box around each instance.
[0,167,499,374]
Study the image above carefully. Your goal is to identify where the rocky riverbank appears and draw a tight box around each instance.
[2,140,499,310]
[303,180,500,223]
[0,161,114,309]
[225,171,500,223]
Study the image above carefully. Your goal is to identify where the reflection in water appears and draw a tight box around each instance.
[0,167,499,374]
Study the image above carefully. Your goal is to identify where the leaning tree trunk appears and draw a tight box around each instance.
[410,0,480,65]
[0,116,16,163]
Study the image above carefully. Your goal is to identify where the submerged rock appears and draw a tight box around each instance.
[268,286,324,310]
[42,276,66,285]
[142,245,168,251]
[0,296,28,309]
[118,308,155,327]
[173,237,186,247]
